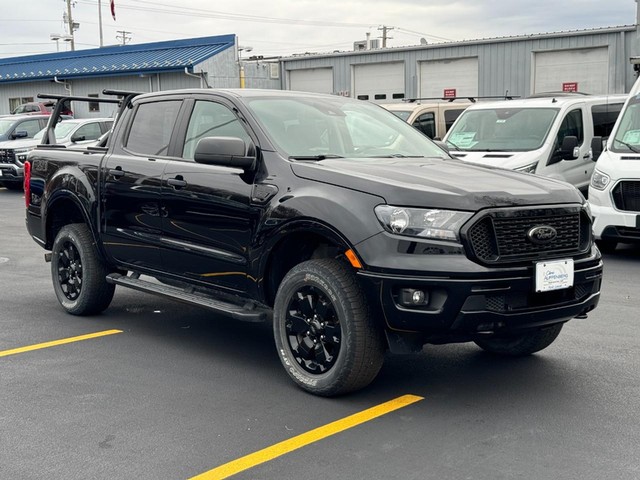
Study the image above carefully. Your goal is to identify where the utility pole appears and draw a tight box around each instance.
[116,30,132,46]
[378,25,394,48]
[98,0,104,47]
[65,0,75,51]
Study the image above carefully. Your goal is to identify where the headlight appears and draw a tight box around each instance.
[13,147,34,163]
[515,162,537,174]
[375,205,473,241]
[590,169,610,191]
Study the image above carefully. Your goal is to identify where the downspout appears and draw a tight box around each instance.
[53,76,71,95]
[184,67,207,88]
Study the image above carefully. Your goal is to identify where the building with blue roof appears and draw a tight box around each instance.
[0,34,281,116]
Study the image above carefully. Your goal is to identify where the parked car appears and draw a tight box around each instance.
[0,117,112,190]
[25,88,601,396]
[11,101,73,117]
[382,100,472,139]
[443,93,626,195]
[588,78,640,252]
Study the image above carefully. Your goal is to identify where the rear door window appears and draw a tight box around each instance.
[412,112,436,138]
[125,100,182,156]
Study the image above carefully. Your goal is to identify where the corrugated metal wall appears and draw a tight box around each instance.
[281,27,639,99]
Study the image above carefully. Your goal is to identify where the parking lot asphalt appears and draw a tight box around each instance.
[1,187,640,480]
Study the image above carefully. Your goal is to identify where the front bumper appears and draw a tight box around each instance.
[355,232,602,337]
[591,203,640,243]
[0,164,23,184]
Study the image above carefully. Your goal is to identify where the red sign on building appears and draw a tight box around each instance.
[562,82,579,92]
[443,88,457,98]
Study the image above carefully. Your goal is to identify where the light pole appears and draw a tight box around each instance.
[50,34,73,52]
[238,45,253,88]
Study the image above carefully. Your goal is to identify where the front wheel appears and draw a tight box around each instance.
[474,323,564,356]
[51,223,115,315]
[273,259,384,396]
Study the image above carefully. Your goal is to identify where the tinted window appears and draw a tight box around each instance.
[74,122,103,141]
[182,101,251,159]
[412,112,436,138]
[592,103,623,138]
[444,108,466,131]
[17,119,44,137]
[126,100,181,156]
[556,108,584,146]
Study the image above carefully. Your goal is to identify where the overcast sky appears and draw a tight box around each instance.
[1,0,638,59]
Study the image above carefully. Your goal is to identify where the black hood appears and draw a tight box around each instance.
[291,157,584,210]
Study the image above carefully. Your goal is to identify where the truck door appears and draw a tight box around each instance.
[100,98,182,270]
[160,98,259,295]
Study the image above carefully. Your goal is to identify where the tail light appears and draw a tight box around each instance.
[24,160,31,207]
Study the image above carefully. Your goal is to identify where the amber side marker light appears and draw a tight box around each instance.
[345,248,362,269]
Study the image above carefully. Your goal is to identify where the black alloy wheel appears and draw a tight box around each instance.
[57,240,83,301]
[285,285,342,374]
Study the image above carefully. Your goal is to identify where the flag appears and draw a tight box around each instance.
[110,0,116,21]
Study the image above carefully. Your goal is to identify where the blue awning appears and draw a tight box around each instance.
[0,34,236,83]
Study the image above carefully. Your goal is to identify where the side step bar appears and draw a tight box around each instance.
[106,273,270,323]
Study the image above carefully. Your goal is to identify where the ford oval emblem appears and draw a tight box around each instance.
[527,225,557,245]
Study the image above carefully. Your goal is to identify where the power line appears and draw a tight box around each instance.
[75,0,374,28]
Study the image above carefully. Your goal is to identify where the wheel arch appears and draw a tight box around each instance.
[43,191,98,251]
[260,220,356,307]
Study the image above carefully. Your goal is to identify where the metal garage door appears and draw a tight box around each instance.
[289,68,333,94]
[353,62,405,103]
[533,47,609,94]
[419,57,479,99]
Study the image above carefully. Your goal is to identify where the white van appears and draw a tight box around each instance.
[382,100,472,140]
[588,79,640,252]
[443,93,626,194]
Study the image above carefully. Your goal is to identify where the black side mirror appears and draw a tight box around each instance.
[560,135,579,160]
[194,136,256,172]
[11,130,28,139]
[591,136,603,162]
[71,135,86,143]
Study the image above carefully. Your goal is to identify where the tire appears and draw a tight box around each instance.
[273,259,385,396]
[596,239,618,254]
[474,323,563,356]
[3,182,23,191]
[51,223,115,315]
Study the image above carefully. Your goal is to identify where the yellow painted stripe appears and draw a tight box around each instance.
[0,329,123,358]
[189,394,424,480]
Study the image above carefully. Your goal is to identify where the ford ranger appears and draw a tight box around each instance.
[25,89,602,396]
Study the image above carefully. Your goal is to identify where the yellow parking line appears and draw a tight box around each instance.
[0,329,123,358]
[189,394,424,480]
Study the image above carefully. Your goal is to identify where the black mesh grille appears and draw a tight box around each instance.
[612,181,640,212]
[0,149,16,164]
[466,207,589,265]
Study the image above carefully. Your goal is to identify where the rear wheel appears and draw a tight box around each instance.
[51,223,115,315]
[474,323,563,356]
[273,259,384,396]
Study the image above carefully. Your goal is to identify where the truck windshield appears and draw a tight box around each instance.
[386,110,411,121]
[446,108,559,152]
[244,96,449,160]
[610,95,640,153]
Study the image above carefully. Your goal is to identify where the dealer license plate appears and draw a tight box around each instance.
[535,259,574,292]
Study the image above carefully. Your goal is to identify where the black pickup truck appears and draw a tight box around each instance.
[25,89,602,396]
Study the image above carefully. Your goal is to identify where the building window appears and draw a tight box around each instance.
[9,97,34,113]
[269,63,280,79]
[88,94,100,112]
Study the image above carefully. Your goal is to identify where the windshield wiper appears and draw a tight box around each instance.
[289,154,344,161]
[614,139,640,154]
[445,139,463,151]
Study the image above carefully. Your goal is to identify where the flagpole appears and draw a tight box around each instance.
[98,0,104,47]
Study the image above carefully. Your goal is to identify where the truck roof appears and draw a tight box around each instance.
[462,93,628,111]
